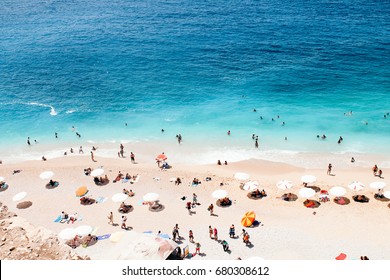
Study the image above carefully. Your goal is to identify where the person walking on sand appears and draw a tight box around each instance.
[209,226,213,239]
[108,212,114,225]
[130,152,135,163]
[378,169,383,178]
[372,164,378,176]
[189,230,194,243]
[327,163,332,175]
[121,215,127,229]
[91,151,96,162]
[186,201,192,215]
[195,242,201,255]
[208,203,214,216]
[192,193,198,207]
[174,224,181,239]
[213,227,218,241]
[229,224,235,238]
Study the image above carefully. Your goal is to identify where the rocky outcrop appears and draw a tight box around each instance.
[0,202,89,260]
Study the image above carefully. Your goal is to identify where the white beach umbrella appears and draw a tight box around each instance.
[212,189,228,199]
[75,225,93,236]
[301,175,316,184]
[348,181,365,192]
[369,181,386,190]
[110,231,125,243]
[243,181,259,191]
[234,172,250,181]
[58,228,77,240]
[40,171,54,180]
[112,193,128,202]
[384,191,390,199]
[298,188,315,198]
[12,192,27,202]
[143,192,160,202]
[0,176,4,182]
[91,168,104,177]
[329,186,347,197]
[277,180,293,190]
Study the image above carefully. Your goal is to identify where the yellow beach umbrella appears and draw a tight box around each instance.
[76,186,88,197]
[241,211,256,227]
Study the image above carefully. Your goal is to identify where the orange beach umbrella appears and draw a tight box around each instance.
[155,153,167,161]
[76,186,88,197]
[241,211,256,227]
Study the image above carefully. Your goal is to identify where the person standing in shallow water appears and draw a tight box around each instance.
[255,139,259,148]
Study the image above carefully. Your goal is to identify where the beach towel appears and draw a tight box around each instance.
[138,200,144,206]
[96,197,107,203]
[122,179,129,183]
[54,215,62,222]
[97,234,111,241]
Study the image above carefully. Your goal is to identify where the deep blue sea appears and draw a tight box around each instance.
[0,0,389,163]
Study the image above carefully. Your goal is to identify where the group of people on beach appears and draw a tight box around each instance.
[372,164,384,178]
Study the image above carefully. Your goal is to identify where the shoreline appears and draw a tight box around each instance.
[1,138,390,169]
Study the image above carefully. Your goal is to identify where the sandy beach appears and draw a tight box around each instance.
[1,148,389,260]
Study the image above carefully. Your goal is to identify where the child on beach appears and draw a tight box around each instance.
[208,204,214,216]
[229,224,235,238]
[195,242,201,255]
[121,215,127,229]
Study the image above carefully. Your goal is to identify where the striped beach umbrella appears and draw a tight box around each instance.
[241,211,256,227]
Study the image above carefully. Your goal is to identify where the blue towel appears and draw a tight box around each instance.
[96,197,107,203]
[54,215,61,222]
[97,234,111,240]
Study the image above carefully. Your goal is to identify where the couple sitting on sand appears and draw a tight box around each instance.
[80,197,95,205]
[46,179,59,188]
[281,193,296,201]
[122,188,135,197]
[353,195,369,203]
[94,175,109,185]
[250,189,267,198]
[66,234,97,249]
[219,197,232,206]
[119,202,132,213]
[192,178,201,186]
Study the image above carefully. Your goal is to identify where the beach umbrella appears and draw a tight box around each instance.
[58,228,77,240]
[40,171,54,180]
[369,181,386,190]
[241,211,256,227]
[348,181,365,192]
[91,168,104,177]
[301,175,316,184]
[75,225,93,236]
[12,192,27,202]
[384,191,390,199]
[109,231,125,243]
[75,186,89,197]
[0,176,4,182]
[234,172,250,181]
[243,181,259,191]
[143,192,160,202]
[155,154,167,161]
[277,180,293,190]
[329,186,347,197]
[212,189,228,199]
[112,193,128,202]
[298,187,315,198]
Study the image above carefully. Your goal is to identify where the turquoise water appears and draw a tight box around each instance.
[0,0,389,162]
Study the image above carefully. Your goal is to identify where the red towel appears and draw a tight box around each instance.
[335,253,347,260]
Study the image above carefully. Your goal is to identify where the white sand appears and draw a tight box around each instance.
[0,152,389,260]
